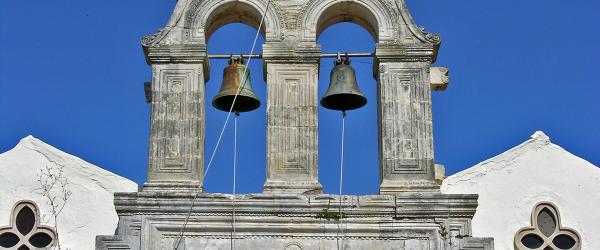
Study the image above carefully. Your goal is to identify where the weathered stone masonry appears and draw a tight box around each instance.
[97,0,493,249]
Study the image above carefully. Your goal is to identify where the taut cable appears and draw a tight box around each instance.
[173,0,272,249]
[337,111,347,250]
[231,112,239,250]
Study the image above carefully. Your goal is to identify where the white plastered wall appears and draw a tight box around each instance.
[442,131,600,250]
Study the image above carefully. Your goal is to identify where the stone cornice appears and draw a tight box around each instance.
[375,43,439,64]
[97,192,493,249]
[261,43,321,65]
[143,44,208,65]
[112,192,479,219]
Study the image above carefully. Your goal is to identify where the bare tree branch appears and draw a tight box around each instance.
[36,163,72,250]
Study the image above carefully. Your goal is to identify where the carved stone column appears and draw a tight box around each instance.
[376,53,438,193]
[262,47,323,194]
[144,63,206,191]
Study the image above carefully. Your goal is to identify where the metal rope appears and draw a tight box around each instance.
[173,0,272,248]
[231,112,238,250]
[337,111,347,250]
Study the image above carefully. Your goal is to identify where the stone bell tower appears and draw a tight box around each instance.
[97,0,494,249]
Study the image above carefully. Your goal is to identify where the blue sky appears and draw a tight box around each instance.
[1,0,598,195]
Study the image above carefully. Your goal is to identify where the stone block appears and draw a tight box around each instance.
[430,67,450,91]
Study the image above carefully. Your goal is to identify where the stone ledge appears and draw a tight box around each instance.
[379,179,442,194]
[142,181,203,193]
[375,43,438,64]
[143,45,208,64]
[262,181,323,195]
[111,192,479,219]
[97,192,489,249]
[459,237,495,250]
[95,236,131,250]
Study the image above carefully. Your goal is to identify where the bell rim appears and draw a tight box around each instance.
[212,94,261,113]
[320,93,367,111]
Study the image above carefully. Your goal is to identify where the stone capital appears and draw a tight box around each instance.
[262,42,321,65]
[143,44,210,80]
[374,43,438,65]
[143,44,208,64]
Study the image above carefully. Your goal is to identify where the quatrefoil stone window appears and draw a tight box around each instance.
[0,201,57,250]
[515,202,581,250]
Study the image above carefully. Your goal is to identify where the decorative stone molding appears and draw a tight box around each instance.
[142,44,208,65]
[515,202,581,250]
[375,43,438,65]
[145,64,206,191]
[184,0,285,43]
[418,26,441,45]
[95,236,131,250]
[96,192,493,249]
[141,0,441,56]
[377,62,438,193]
[0,201,57,250]
[284,242,303,250]
[141,28,167,48]
[263,63,322,194]
[298,0,398,42]
[111,192,480,217]
[392,0,443,45]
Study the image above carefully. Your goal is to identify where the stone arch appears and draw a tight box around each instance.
[186,0,284,43]
[299,0,398,43]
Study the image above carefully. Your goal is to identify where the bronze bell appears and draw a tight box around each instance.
[212,56,261,113]
[320,54,367,111]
